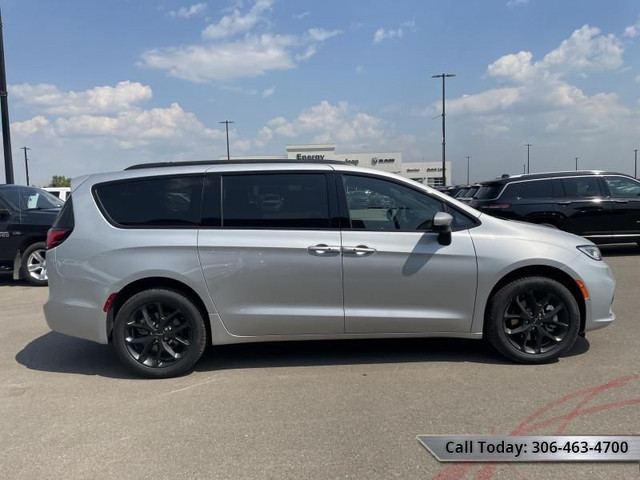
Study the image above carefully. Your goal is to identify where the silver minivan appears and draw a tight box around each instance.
[44,160,615,377]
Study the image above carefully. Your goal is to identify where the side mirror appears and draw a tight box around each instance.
[433,212,453,246]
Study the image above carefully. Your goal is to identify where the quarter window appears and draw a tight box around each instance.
[604,176,640,198]
[94,175,203,227]
[560,177,601,198]
[343,174,445,231]
[221,173,330,229]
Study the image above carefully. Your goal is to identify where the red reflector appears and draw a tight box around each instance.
[103,293,117,313]
[485,203,511,209]
[46,228,71,249]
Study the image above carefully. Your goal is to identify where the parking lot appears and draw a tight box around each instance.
[0,245,638,480]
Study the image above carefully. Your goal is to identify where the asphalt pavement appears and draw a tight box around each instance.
[0,245,638,480]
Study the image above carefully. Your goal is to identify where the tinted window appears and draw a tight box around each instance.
[52,196,74,229]
[343,174,444,231]
[0,188,20,209]
[518,180,553,198]
[474,185,503,200]
[561,177,601,198]
[222,174,330,229]
[95,175,203,227]
[604,176,640,197]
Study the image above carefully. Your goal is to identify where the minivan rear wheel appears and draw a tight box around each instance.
[21,242,48,286]
[486,276,580,364]
[113,289,207,378]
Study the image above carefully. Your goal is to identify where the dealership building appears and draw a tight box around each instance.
[234,144,452,187]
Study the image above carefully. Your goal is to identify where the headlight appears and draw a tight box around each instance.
[577,245,602,261]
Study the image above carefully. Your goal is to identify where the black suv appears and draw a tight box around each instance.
[0,185,63,285]
[469,171,640,245]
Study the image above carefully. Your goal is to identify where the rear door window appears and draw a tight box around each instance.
[94,175,204,227]
[221,173,331,229]
[560,177,602,198]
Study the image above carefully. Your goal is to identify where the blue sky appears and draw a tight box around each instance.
[3,0,640,185]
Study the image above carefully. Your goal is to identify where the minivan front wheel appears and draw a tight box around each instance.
[486,277,580,364]
[113,289,207,378]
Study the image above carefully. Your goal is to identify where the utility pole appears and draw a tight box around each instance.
[432,73,455,186]
[524,143,532,174]
[465,156,471,184]
[575,157,578,171]
[219,120,234,160]
[21,146,30,185]
[0,9,14,184]
[635,149,638,179]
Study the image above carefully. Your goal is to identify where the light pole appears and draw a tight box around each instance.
[635,149,638,179]
[219,120,234,160]
[465,156,470,184]
[524,143,532,174]
[20,146,30,185]
[575,156,578,171]
[0,9,14,184]
[432,73,455,186]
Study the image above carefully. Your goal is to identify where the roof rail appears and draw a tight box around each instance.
[125,159,347,170]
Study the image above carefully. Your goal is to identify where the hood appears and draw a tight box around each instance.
[477,213,591,248]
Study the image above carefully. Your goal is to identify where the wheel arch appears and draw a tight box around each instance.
[13,236,47,279]
[484,265,586,335]
[106,276,212,344]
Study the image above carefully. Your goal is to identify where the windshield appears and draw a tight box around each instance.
[18,187,64,210]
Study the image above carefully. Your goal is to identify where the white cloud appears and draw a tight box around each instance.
[141,1,340,83]
[265,101,389,148]
[202,0,272,40]
[506,0,529,7]
[293,12,310,20]
[11,116,51,137]
[418,22,639,168]
[141,34,298,82]
[11,81,152,115]
[624,17,640,38]
[9,82,229,183]
[307,28,341,42]
[168,3,207,19]
[541,25,622,72]
[373,27,403,44]
[262,87,275,97]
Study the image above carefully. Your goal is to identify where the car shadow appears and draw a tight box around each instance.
[600,244,640,257]
[0,273,32,287]
[15,332,590,380]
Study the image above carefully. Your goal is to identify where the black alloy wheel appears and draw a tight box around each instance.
[486,276,580,364]
[113,289,206,378]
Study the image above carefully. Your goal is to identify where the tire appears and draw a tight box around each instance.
[21,242,48,286]
[113,289,207,378]
[485,276,580,364]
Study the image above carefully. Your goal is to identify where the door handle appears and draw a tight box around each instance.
[556,201,571,206]
[613,199,629,204]
[343,245,377,255]
[308,244,340,254]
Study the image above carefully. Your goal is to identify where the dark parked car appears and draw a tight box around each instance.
[469,171,640,245]
[453,184,481,204]
[0,185,63,285]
